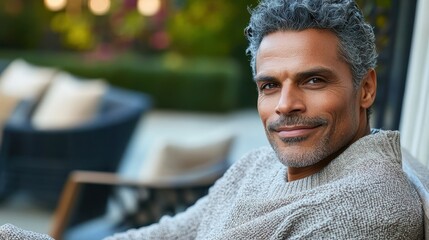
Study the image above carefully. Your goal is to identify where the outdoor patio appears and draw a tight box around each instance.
[0,109,269,235]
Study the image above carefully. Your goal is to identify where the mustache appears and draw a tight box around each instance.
[267,115,328,131]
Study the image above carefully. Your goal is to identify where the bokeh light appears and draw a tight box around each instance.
[137,0,161,16]
[88,0,111,16]
[44,0,67,11]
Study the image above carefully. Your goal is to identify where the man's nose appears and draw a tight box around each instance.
[275,84,306,115]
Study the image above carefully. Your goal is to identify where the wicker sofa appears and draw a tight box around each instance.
[0,82,152,206]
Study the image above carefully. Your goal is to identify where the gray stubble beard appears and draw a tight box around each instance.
[269,134,331,168]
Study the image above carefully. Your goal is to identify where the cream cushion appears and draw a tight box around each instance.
[140,133,234,183]
[0,59,57,100]
[31,72,107,130]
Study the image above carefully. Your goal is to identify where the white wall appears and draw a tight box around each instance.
[400,0,429,166]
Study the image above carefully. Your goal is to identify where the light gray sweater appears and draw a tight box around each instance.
[105,130,424,239]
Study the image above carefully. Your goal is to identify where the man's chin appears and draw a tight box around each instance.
[270,141,329,168]
[275,152,319,168]
[278,136,308,144]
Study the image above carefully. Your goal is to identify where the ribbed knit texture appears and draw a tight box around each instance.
[0,224,54,240]
[105,130,424,239]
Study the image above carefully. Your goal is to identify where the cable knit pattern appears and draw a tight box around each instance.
[0,224,54,240]
[105,130,424,239]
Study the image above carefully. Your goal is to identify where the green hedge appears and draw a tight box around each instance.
[0,51,243,112]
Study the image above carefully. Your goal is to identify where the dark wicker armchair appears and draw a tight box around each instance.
[50,164,228,240]
[0,87,152,206]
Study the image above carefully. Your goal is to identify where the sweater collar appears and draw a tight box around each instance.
[269,129,401,196]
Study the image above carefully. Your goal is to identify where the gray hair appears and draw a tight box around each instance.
[245,0,377,88]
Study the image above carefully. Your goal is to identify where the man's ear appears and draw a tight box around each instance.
[360,69,377,109]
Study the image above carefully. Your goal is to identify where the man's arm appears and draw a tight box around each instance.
[104,195,209,240]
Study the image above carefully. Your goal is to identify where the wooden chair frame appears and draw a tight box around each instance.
[49,170,222,240]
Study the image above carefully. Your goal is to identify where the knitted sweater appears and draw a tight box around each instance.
[105,130,424,239]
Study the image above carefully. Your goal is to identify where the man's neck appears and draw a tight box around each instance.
[287,151,339,182]
[287,126,372,182]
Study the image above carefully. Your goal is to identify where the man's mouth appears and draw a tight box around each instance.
[275,125,321,138]
[267,115,328,140]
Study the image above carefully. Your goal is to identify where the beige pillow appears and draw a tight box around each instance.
[0,59,57,100]
[31,72,107,130]
[140,133,234,183]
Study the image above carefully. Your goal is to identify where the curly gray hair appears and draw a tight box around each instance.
[245,0,377,88]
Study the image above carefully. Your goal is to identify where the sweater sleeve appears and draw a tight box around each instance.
[103,164,251,240]
[103,148,263,240]
[103,195,209,240]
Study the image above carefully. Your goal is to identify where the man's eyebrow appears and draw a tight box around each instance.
[294,67,336,80]
[253,75,277,82]
[253,67,337,82]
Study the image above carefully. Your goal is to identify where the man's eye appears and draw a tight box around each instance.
[257,82,279,94]
[306,77,325,84]
[261,83,278,90]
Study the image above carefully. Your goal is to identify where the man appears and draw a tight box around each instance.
[106,0,423,239]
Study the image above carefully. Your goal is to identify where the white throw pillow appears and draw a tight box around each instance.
[0,59,57,100]
[140,133,235,183]
[31,72,107,130]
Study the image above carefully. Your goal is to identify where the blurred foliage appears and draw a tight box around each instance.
[356,0,394,91]
[50,13,96,50]
[0,0,260,109]
[47,1,148,51]
[0,50,242,111]
[356,0,392,53]
[0,0,398,111]
[0,0,49,49]
[165,0,260,108]
[167,1,256,57]
[0,0,258,56]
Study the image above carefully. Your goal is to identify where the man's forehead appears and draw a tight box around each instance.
[256,30,342,62]
[255,29,348,72]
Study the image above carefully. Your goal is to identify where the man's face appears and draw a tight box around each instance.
[255,29,371,168]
